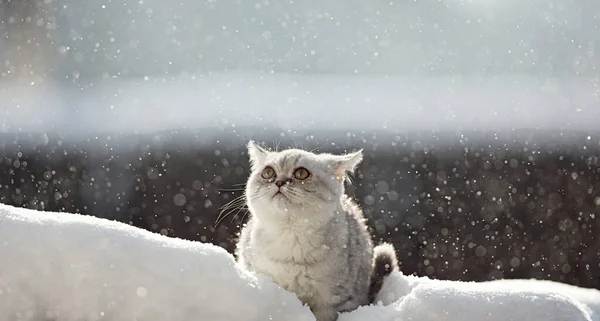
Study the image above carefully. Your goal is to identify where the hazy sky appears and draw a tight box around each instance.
[1,0,597,80]
[0,0,598,134]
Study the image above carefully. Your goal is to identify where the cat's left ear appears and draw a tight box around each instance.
[327,149,363,181]
[247,140,269,170]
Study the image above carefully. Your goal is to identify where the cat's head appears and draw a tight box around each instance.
[245,140,363,223]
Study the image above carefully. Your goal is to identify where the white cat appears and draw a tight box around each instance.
[235,141,398,321]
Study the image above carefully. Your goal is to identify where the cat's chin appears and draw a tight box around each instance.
[270,193,295,208]
[261,193,309,213]
[271,191,288,200]
[250,193,291,211]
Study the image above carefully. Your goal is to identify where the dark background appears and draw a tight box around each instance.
[1,128,599,290]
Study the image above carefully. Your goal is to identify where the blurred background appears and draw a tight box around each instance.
[1,0,599,289]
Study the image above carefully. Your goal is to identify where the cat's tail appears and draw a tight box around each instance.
[368,243,399,303]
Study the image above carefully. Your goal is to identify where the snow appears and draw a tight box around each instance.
[1,202,599,321]
[0,202,313,321]
[363,272,599,321]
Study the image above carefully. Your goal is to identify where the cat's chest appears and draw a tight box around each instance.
[254,225,330,263]
[251,229,335,303]
[253,253,334,305]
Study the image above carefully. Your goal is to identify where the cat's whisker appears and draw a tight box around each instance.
[296,196,326,211]
[219,188,246,192]
[229,205,246,222]
[224,193,246,202]
[284,189,323,210]
[216,194,249,226]
[216,204,248,227]
[232,208,250,224]
[221,192,246,203]
[239,211,250,224]
[218,202,246,219]
[289,140,303,150]
[285,188,322,202]
[220,195,247,211]
[249,189,274,200]
[218,203,246,220]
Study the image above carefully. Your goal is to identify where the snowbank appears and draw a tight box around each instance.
[1,203,598,321]
[362,271,598,321]
[0,203,314,321]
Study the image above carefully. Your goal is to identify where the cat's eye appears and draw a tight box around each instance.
[293,167,310,180]
[261,166,275,179]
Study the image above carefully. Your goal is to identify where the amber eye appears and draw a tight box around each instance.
[293,167,310,180]
[261,166,275,179]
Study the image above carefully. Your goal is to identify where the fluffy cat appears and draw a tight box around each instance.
[235,141,398,321]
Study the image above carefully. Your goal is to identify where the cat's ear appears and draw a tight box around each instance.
[327,149,363,181]
[247,140,269,170]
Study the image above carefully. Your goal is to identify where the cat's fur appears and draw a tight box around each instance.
[235,141,398,321]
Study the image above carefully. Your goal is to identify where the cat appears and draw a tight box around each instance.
[235,141,398,321]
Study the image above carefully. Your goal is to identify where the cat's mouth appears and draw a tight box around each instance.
[272,190,289,200]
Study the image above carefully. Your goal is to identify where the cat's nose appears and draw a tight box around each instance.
[275,180,285,187]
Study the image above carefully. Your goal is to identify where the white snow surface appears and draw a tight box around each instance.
[0,203,313,321]
[1,202,599,321]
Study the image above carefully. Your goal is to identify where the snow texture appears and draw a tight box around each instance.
[0,203,313,321]
[1,203,599,321]
[365,271,598,321]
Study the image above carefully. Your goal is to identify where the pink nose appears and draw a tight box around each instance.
[275,180,285,187]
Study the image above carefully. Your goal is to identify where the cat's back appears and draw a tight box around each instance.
[339,194,374,302]
[339,194,371,240]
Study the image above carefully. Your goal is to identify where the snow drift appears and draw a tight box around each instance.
[0,203,598,321]
[0,203,312,321]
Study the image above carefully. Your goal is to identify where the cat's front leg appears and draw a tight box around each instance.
[312,306,338,321]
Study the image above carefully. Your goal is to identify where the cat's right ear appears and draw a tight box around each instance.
[247,140,269,170]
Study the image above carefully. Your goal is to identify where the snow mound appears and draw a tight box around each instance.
[1,203,599,321]
[357,271,597,321]
[0,203,313,321]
